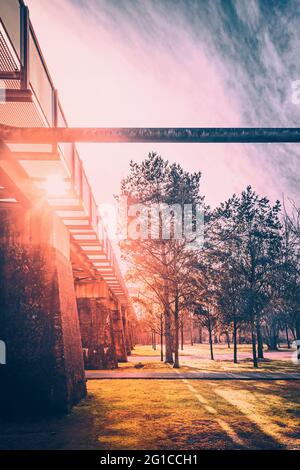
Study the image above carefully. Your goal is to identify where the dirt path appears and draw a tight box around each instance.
[86,370,300,379]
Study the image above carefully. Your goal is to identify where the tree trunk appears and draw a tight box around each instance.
[265,324,279,351]
[290,327,297,341]
[251,320,258,368]
[198,326,202,343]
[173,294,180,368]
[163,279,173,364]
[226,331,231,349]
[164,313,173,362]
[267,337,279,351]
[160,313,164,362]
[295,315,300,341]
[180,322,184,350]
[256,320,264,359]
[190,313,194,346]
[233,318,238,364]
[285,324,291,349]
[153,332,156,350]
[208,316,214,361]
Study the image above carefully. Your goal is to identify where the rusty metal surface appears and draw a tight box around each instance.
[1,124,300,144]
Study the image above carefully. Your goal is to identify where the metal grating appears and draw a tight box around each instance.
[0,101,45,127]
[2,78,20,90]
[0,29,19,72]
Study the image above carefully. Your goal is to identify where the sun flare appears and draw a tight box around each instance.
[40,175,69,198]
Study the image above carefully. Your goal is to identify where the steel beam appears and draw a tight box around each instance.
[1,125,300,144]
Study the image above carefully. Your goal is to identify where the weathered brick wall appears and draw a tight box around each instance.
[0,207,86,417]
[77,298,118,369]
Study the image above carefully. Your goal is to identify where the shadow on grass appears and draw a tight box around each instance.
[0,380,298,450]
[0,393,106,450]
[203,380,300,449]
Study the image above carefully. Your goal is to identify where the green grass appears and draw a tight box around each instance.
[132,343,295,355]
[129,344,300,374]
[110,360,171,373]
[131,345,162,356]
[0,379,299,450]
[0,344,298,450]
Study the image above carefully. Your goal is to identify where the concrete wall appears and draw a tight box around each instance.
[75,281,130,366]
[0,205,86,417]
[109,300,127,362]
[77,298,118,369]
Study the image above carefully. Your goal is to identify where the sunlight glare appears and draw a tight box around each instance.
[41,175,69,198]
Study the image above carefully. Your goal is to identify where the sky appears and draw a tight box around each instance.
[25,0,300,209]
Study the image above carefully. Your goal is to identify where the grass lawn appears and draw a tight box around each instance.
[131,343,295,356]
[129,344,300,374]
[0,379,299,450]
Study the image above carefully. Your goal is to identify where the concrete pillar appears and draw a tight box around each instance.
[110,300,127,362]
[121,305,132,356]
[126,307,137,351]
[128,321,135,352]
[0,205,86,416]
[76,296,118,370]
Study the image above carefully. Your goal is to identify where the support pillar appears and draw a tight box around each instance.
[76,292,118,370]
[121,305,132,356]
[0,205,86,416]
[110,300,127,362]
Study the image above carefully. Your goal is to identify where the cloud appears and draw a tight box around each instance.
[25,0,300,206]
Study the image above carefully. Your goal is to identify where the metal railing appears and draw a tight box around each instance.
[0,0,21,58]
[29,25,53,125]
[0,0,117,282]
